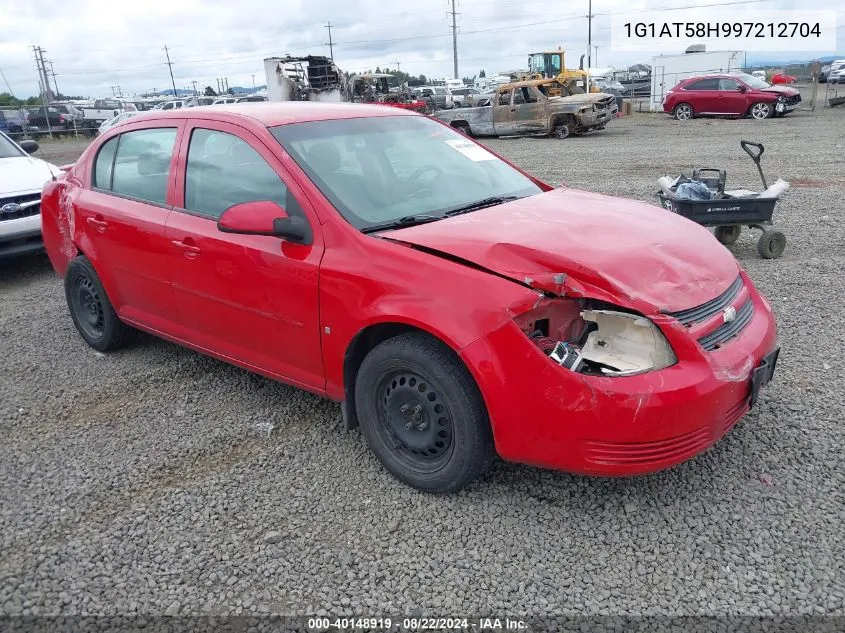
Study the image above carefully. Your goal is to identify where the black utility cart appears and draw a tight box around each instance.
[657,140,787,259]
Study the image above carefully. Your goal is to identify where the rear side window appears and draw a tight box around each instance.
[685,78,719,91]
[94,128,177,205]
[184,128,288,219]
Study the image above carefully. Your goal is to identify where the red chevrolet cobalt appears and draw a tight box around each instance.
[41,103,778,493]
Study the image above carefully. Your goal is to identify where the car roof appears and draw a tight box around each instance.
[136,101,413,127]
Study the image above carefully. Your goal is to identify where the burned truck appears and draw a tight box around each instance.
[434,79,618,139]
[264,56,346,102]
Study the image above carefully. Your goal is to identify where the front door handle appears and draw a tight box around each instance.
[171,239,201,258]
[86,217,108,233]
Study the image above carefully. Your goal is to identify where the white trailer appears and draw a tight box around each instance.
[650,50,743,111]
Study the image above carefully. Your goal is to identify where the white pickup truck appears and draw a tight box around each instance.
[80,99,137,134]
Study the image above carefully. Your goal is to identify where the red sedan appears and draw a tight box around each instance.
[663,72,801,120]
[41,103,779,493]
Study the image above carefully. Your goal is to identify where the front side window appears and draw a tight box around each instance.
[272,115,543,231]
[184,128,288,219]
[718,79,741,91]
[731,73,771,89]
[97,128,177,204]
[498,90,511,106]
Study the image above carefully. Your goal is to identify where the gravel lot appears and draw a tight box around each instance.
[2,106,844,623]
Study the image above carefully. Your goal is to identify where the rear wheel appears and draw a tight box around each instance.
[714,225,742,245]
[674,103,693,120]
[354,333,494,494]
[750,102,773,119]
[65,256,133,351]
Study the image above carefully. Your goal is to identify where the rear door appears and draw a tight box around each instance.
[681,78,719,113]
[165,121,325,390]
[492,89,514,135]
[75,123,183,330]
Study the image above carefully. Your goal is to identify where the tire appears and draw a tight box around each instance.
[757,230,786,259]
[354,332,494,494]
[552,121,571,139]
[714,225,741,245]
[674,103,693,121]
[64,256,133,352]
[750,101,773,120]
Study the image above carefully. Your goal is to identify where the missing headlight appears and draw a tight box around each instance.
[516,300,676,376]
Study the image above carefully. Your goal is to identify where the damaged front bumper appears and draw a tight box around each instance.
[459,281,778,476]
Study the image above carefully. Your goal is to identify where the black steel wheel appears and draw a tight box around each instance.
[714,225,742,246]
[757,230,787,259]
[64,256,133,351]
[354,333,494,493]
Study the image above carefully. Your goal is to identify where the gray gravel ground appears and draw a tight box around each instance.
[2,105,844,624]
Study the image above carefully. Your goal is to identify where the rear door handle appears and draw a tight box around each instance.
[171,239,201,258]
[86,217,108,232]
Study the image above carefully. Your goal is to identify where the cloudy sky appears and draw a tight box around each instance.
[1,0,843,98]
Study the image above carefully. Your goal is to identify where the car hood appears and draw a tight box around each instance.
[549,92,614,105]
[383,188,740,313]
[760,85,799,96]
[0,155,61,196]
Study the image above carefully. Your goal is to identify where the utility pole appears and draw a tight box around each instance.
[449,0,459,79]
[163,44,177,96]
[251,74,256,90]
[586,0,593,70]
[593,45,607,67]
[325,22,334,61]
[191,80,198,95]
[32,46,53,102]
[47,59,60,98]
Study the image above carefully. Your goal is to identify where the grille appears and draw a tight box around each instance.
[0,192,41,222]
[698,299,754,351]
[665,275,743,326]
[785,94,802,106]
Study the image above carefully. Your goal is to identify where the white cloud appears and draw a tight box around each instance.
[1,0,842,97]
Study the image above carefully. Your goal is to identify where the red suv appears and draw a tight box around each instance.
[663,72,801,121]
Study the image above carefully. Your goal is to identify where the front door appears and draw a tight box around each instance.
[165,121,325,391]
[76,124,183,329]
[714,78,750,115]
[506,86,546,134]
[493,89,515,135]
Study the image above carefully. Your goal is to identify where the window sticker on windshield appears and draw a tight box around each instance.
[444,139,496,162]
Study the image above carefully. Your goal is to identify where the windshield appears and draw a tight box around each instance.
[271,115,542,231]
[0,133,24,159]
[733,73,771,89]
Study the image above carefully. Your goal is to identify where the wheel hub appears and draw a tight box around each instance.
[74,277,104,334]
[381,372,452,458]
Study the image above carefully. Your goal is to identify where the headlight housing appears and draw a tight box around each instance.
[514,300,677,376]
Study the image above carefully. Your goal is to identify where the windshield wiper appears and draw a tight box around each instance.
[444,195,521,217]
[360,214,442,234]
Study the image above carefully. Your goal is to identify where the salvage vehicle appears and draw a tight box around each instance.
[346,74,428,113]
[0,109,35,139]
[434,80,617,138]
[0,132,62,257]
[81,99,137,134]
[664,72,801,120]
[40,103,779,493]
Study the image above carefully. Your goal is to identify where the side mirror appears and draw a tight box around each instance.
[19,140,39,154]
[217,200,312,245]
[737,85,747,93]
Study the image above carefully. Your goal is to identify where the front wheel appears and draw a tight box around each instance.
[354,333,494,494]
[750,102,773,119]
[552,122,571,139]
[65,256,133,351]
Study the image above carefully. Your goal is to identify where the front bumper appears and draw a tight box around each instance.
[0,213,43,258]
[460,279,778,476]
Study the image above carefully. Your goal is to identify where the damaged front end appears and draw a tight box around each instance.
[514,296,677,377]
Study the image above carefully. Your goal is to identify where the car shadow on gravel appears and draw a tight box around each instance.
[0,252,54,289]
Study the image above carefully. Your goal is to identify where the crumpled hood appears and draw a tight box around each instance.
[384,188,740,313]
[549,92,614,105]
[760,85,799,96]
[0,155,60,196]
